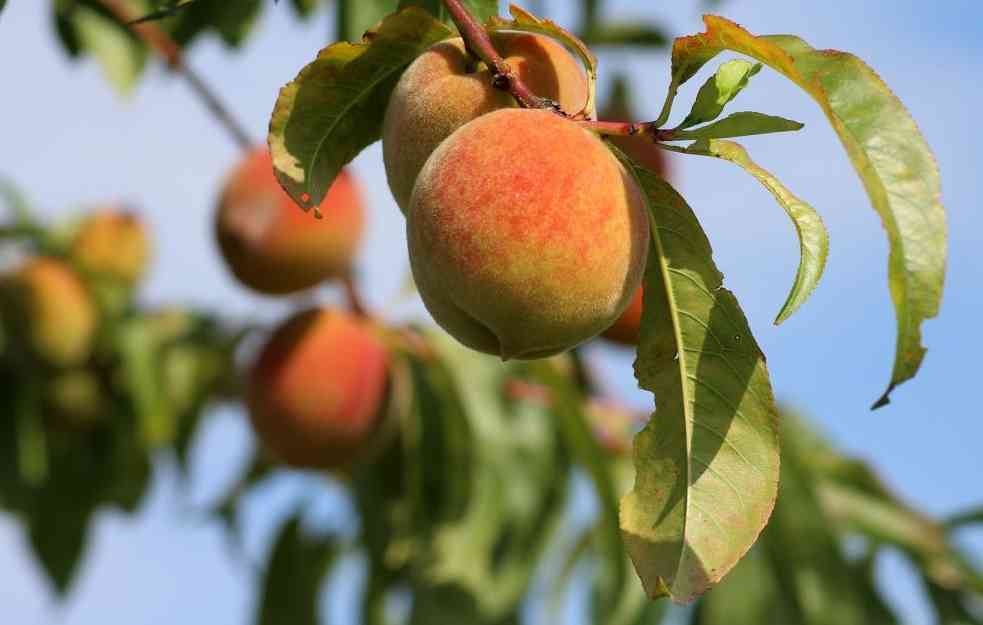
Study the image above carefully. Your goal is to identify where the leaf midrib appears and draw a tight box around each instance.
[649,215,694,593]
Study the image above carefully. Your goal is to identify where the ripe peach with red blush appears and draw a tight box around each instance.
[407,108,650,359]
[215,148,365,295]
[247,308,389,469]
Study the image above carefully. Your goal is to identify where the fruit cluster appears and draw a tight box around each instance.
[0,34,670,479]
[383,33,658,359]
[208,34,671,471]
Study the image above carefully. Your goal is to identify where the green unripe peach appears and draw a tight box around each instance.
[72,209,151,285]
[247,308,389,469]
[383,32,589,212]
[5,258,97,367]
[407,108,650,360]
[215,148,365,295]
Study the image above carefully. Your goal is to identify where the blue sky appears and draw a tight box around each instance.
[0,1,980,624]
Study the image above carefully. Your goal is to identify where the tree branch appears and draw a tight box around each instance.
[95,0,254,152]
[442,0,564,113]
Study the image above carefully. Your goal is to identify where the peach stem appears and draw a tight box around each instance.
[441,0,672,138]
[442,0,565,113]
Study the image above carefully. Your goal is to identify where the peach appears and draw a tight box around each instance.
[72,209,151,285]
[215,148,365,295]
[247,308,389,469]
[383,32,589,212]
[407,108,650,360]
[4,258,97,367]
[601,287,643,346]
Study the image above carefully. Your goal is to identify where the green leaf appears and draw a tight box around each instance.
[410,585,519,625]
[671,16,947,408]
[336,0,400,42]
[947,506,983,530]
[269,7,454,213]
[693,548,790,625]
[580,23,669,49]
[128,0,199,24]
[0,176,36,225]
[923,575,983,625]
[818,481,979,591]
[398,0,499,24]
[680,60,761,129]
[28,491,92,596]
[410,353,475,525]
[289,0,320,20]
[529,361,626,621]
[487,5,598,117]
[168,0,262,48]
[682,140,828,324]
[759,424,900,625]
[255,514,336,625]
[117,319,175,447]
[16,382,48,487]
[72,6,148,96]
[672,111,803,140]
[419,332,570,620]
[615,154,780,603]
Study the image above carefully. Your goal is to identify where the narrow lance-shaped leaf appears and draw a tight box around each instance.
[672,112,803,141]
[683,139,829,324]
[529,361,627,621]
[759,425,900,625]
[679,60,761,129]
[255,514,337,625]
[615,151,780,603]
[487,5,598,117]
[671,16,946,408]
[269,8,454,213]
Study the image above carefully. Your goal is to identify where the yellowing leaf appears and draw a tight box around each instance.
[268,8,454,212]
[671,16,946,408]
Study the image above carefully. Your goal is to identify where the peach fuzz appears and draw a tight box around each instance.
[382,32,589,212]
[215,148,364,295]
[247,308,389,469]
[407,108,650,360]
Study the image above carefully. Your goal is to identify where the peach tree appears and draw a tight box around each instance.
[0,1,976,625]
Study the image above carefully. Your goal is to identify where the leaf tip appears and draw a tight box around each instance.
[871,389,893,410]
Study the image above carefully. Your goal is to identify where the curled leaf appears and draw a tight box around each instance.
[686,139,829,324]
[671,15,946,408]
